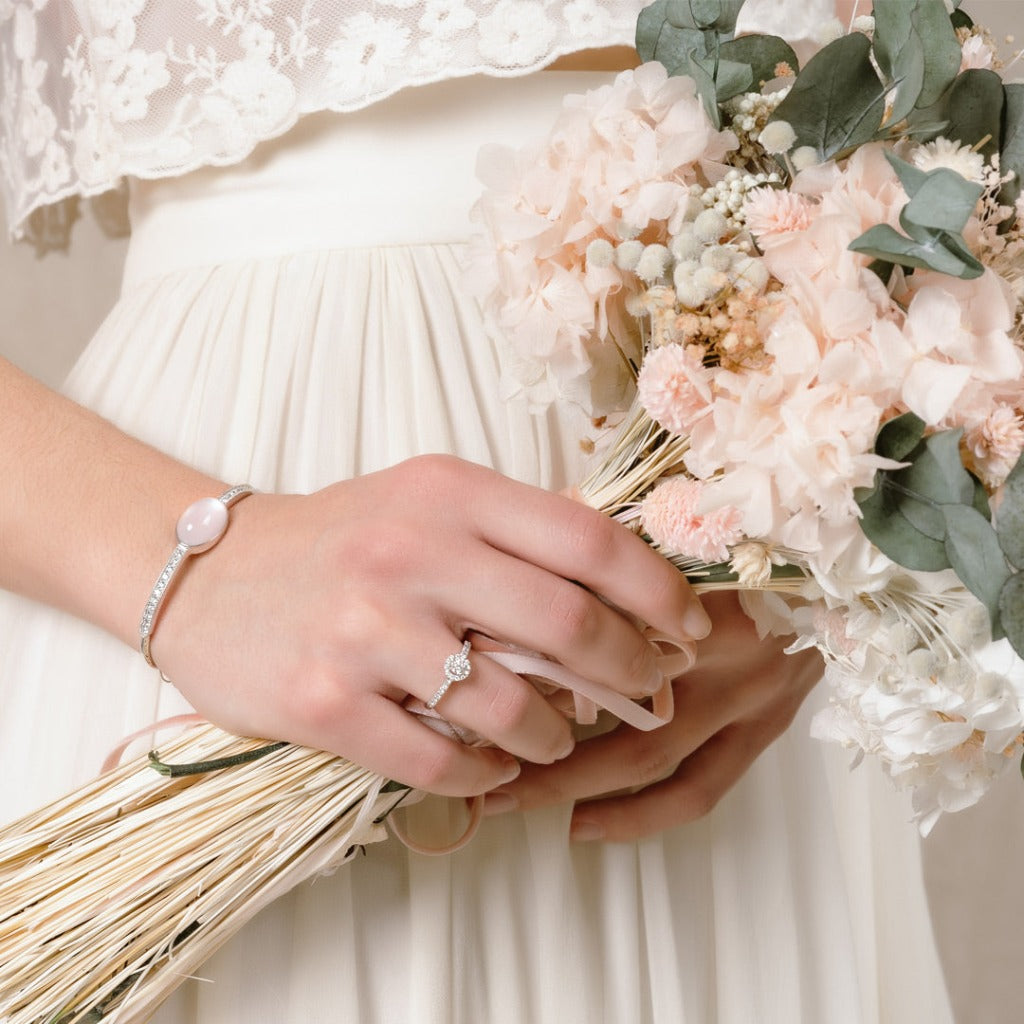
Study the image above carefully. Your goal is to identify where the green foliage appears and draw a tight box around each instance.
[873,0,962,124]
[942,504,1011,636]
[945,69,1004,160]
[770,33,886,161]
[663,0,746,32]
[636,0,797,127]
[898,430,974,538]
[718,34,799,86]
[855,474,952,571]
[875,410,926,461]
[857,428,1024,659]
[1000,575,1024,665]
[1000,84,1024,210]
[997,455,1024,568]
[849,152,984,279]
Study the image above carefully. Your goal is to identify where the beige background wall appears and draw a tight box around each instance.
[3,4,1024,1019]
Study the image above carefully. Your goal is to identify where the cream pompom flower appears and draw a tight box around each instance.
[640,476,744,562]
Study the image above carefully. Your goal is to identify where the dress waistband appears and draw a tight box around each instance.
[123,71,610,290]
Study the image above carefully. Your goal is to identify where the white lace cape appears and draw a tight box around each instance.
[0,0,832,246]
[0,0,649,243]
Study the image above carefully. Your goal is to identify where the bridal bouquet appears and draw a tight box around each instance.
[2,1,1022,1021]
[468,0,1024,835]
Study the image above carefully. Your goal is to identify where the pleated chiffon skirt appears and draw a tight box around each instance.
[0,74,954,1023]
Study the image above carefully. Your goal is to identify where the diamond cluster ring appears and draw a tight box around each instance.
[426,640,473,709]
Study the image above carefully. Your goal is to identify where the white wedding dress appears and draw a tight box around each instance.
[0,3,954,1022]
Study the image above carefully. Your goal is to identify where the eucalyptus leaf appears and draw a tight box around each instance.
[997,453,1024,569]
[942,504,1011,629]
[901,168,983,235]
[769,33,886,161]
[713,57,754,101]
[664,0,746,32]
[685,48,724,126]
[636,2,710,65]
[950,9,973,30]
[851,158,984,278]
[906,430,975,505]
[999,573,1024,659]
[972,475,992,521]
[719,34,799,86]
[849,223,984,278]
[1000,83,1024,210]
[945,69,1004,160]
[875,411,926,462]
[856,480,952,571]
[883,150,931,196]
[873,0,961,121]
[888,430,972,539]
[872,1,925,125]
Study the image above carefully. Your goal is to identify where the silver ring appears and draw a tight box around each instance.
[426,640,473,709]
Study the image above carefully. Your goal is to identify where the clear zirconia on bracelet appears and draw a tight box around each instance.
[139,485,255,672]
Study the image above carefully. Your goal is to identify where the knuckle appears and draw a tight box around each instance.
[644,564,687,616]
[625,641,656,690]
[548,585,596,645]
[347,523,420,582]
[404,453,464,496]
[562,505,617,566]
[289,665,356,737]
[409,743,459,791]
[485,682,533,735]
[674,779,719,821]
[629,737,678,787]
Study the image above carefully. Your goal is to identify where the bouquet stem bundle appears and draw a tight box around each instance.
[0,725,400,1024]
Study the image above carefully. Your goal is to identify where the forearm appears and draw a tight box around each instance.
[0,356,224,648]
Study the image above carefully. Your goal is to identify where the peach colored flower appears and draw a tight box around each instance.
[467,62,736,414]
[743,186,812,239]
[636,342,712,435]
[966,404,1024,487]
[640,476,744,562]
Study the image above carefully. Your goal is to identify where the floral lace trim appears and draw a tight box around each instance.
[0,0,642,246]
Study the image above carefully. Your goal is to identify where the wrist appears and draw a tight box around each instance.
[138,485,256,673]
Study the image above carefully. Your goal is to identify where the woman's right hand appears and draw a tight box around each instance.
[152,454,710,797]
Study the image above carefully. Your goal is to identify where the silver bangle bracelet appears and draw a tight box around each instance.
[139,484,255,670]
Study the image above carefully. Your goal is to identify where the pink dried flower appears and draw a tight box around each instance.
[640,477,744,562]
[743,186,813,239]
[966,404,1024,486]
[636,342,713,435]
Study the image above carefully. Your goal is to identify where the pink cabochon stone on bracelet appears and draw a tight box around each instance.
[139,485,255,671]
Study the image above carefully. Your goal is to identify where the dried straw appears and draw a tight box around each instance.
[0,724,402,1024]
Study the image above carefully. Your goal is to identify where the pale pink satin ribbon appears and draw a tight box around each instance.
[392,631,694,854]
[102,634,694,856]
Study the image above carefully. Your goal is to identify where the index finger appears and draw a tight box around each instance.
[473,473,711,642]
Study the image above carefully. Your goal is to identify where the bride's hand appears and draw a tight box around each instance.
[482,591,821,840]
[151,455,709,798]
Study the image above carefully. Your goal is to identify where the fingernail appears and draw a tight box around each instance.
[570,819,604,842]
[682,602,712,640]
[483,790,519,816]
[499,757,522,784]
[642,663,664,695]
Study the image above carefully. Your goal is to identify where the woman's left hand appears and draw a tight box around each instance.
[482,590,822,841]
